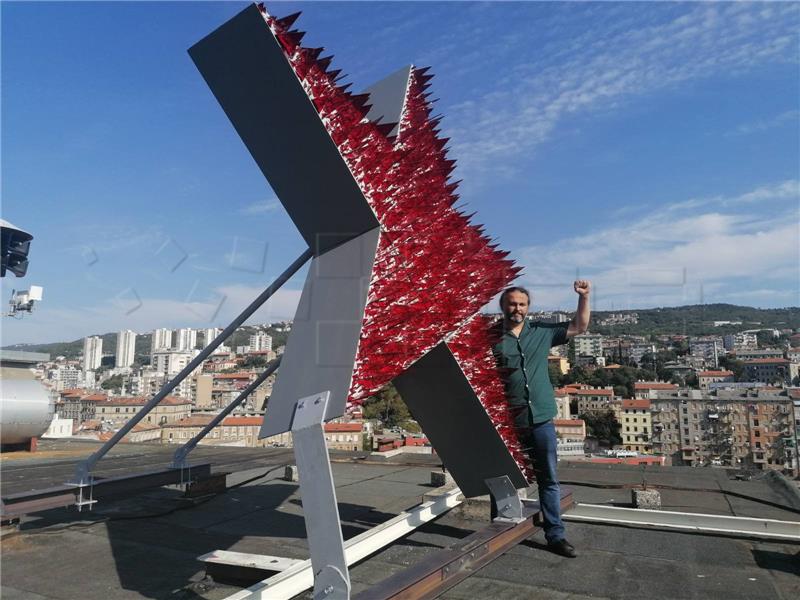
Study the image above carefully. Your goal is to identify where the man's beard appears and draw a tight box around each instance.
[505,312,525,323]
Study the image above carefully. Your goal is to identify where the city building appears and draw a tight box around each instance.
[202,328,222,348]
[630,343,657,367]
[151,350,201,398]
[689,337,722,368]
[83,336,103,371]
[52,365,81,391]
[634,382,678,399]
[722,332,757,352]
[547,355,570,375]
[95,396,190,426]
[743,358,791,384]
[115,329,137,368]
[151,328,173,353]
[249,332,273,353]
[174,328,197,352]
[55,390,105,424]
[621,399,651,454]
[697,370,734,390]
[191,374,214,409]
[572,333,603,358]
[734,348,785,361]
[554,418,586,458]
[323,422,364,451]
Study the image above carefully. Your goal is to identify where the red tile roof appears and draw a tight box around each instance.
[222,416,263,426]
[570,388,614,396]
[165,416,215,428]
[324,423,363,433]
[623,399,651,409]
[553,419,585,426]
[98,396,189,406]
[744,358,790,364]
[214,373,255,379]
[634,382,677,390]
[698,370,733,377]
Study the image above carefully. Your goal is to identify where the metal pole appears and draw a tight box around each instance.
[172,356,282,469]
[69,248,313,486]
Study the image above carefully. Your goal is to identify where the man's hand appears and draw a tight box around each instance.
[574,279,591,298]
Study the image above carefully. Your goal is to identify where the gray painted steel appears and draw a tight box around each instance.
[363,65,412,138]
[0,379,53,445]
[393,343,528,498]
[189,4,378,255]
[261,228,379,438]
[291,392,351,599]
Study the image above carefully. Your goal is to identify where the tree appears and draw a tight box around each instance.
[101,374,124,394]
[548,363,563,386]
[362,383,412,428]
[719,356,745,381]
[579,411,621,447]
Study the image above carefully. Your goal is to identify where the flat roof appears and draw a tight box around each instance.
[1,440,799,599]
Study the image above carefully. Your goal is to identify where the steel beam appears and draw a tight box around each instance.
[354,490,573,600]
[69,248,311,487]
[1,464,211,519]
[222,487,463,600]
[565,502,800,541]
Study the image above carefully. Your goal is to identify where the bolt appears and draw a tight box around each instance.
[323,585,334,595]
[315,398,321,405]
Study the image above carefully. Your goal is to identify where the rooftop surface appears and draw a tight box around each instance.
[1,440,799,599]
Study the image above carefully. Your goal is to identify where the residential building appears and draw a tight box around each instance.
[202,327,222,348]
[95,396,190,426]
[83,336,103,371]
[53,365,81,391]
[323,422,364,451]
[115,329,137,368]
[249,332,273,353]
[630,343,657,367]
[56,390,105,424]
[621,399,651,454]
[634,382,678,399]
[722,332,757,352]
[548,355,570,375]
[175,328,197,352]
[698,370,734,390]
[743,358,791,384]
[735,348,784,361]
[689,337,722,368]
[192,374,214,409]
[554,418,586,458]
[151,350,201,398]
[151,328,173,353]
[555,390,571,420]
[572,333,603,358]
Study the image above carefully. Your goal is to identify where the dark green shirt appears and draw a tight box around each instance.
[492,320,570,426]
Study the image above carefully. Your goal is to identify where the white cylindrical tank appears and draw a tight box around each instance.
[1,378,54,445]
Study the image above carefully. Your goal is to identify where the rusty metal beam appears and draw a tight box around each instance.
[354,491,573,600]
[1,463,212,519]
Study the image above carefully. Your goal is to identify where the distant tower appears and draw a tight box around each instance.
[203,327,221,348]
[151,328,173,353]
[175,328,197,351]
[115,330,137,368]
[83,336,103,371]
[249,332,272,352]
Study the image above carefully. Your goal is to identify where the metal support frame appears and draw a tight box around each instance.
[484,475,525,523]
[171,356,282,470]
[221,487,463,600]
[354,490,574,600]
[67,249,312,489]
[291,391,351,600]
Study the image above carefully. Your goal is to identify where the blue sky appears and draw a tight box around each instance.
[2,1,799,345]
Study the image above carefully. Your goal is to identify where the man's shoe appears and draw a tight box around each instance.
[547,539,577,558]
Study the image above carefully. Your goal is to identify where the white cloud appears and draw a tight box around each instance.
[441,2,799,180]
[238,198,280,215]
[728,109,800,137]
[511,181,800,310]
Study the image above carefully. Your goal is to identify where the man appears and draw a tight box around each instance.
[492,280,591,558]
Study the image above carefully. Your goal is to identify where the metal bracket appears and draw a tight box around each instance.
[65,476,97,512]
[291,391,351,600]
[484,475,525,523]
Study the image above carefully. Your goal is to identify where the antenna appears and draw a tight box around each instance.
[5,285,43,318]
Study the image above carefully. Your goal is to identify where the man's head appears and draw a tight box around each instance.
[499,286,530,324]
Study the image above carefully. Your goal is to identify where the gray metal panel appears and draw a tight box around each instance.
[260,228,380,437]
[362,65,412,138]
[393,343,528,498]
[189,4,378,255]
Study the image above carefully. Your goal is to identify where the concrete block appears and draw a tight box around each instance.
[283,465,299,482]
[430,470,453,487]
[631,487,661,510]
